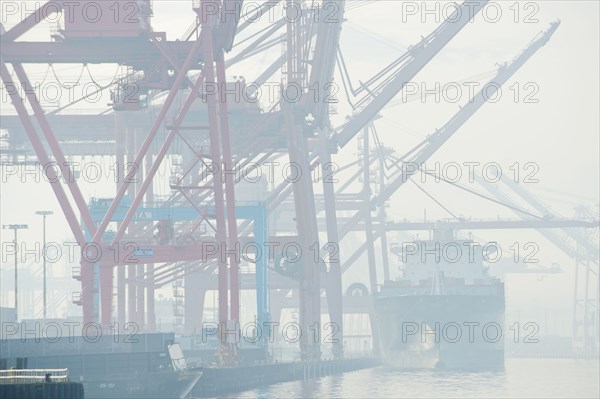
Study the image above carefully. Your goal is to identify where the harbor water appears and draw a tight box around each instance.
[211,358,599,399]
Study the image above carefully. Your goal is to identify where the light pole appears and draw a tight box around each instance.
[2,224,28,321]
[35,211,53,319]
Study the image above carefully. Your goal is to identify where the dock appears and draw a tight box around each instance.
[0,369,84,399]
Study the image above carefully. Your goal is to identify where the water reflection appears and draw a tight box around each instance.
[214,359,598,399]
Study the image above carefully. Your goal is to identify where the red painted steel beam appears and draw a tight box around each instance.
[1,61,95,323]
[148,30,196,88]
[283,3,321,360]
[136,263,145,330]
[90,35,204,246]
[0,40,203,67]
[2,1,65,42]
[115,115,127,328]
[110,72,207,244]
[11,63,98,237]
[99,264,114,327]
[129,130,280,244]
[0,63,86,246]
[145,146,156,332]
[125,128,138,326]
[201,13,230,327]
[127,264,137,327]
[216,53,240,323]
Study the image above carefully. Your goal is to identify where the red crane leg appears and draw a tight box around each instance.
[147,264,156,331]
[145,146,156,332]
[99,264,114,327]
[81,261,95,325]
[128,265,137,326]
[117,266,126,328]
[137,264,146,331]
[115,118,127,328]
[216,54,240,323]
[201,22,229,327]
[126,128,137,326]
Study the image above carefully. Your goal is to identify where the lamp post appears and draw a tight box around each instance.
[35,211,53,319]
[2,224,28,321]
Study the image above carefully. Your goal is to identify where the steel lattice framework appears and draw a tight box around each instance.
[2,0,596,361]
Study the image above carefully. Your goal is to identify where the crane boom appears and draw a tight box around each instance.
[473,174,595,261]
[308,0,346,129]
[500,175,599,257]
[339,21,561,239]
[334,0,489,148]
[375,21,561,209]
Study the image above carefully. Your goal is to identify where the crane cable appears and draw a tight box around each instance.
[51,63,85,89]
[408,178,460,220]
[35,64,51,87]
[84,63,103,88]
[419,169,545,220]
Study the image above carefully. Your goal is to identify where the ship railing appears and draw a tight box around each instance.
[0,369,69,384]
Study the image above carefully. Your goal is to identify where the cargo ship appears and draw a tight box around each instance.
[0,332,202,399]
[374,229,505,370]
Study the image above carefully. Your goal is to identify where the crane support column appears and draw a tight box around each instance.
[284,0,321,361]
[362,127,380,353]
[320,133,344,359]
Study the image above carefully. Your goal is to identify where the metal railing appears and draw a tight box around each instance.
[0,369,69,384]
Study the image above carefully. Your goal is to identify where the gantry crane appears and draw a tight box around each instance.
[1,0,246,364]
[1,0,573,363]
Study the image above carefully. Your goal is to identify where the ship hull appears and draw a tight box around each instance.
[374,294,505,370]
